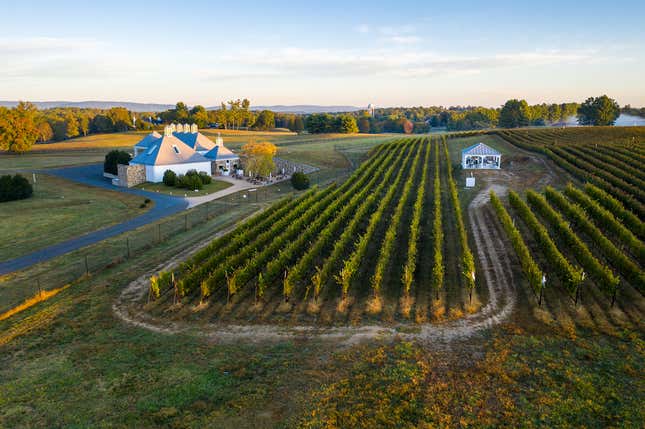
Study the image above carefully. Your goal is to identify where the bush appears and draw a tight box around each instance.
[291,171,310,190]
[104,150,131,175]
[163,170,176,186]
[0,174,33,202]
[198,171,212,184]
[176,174,203,190]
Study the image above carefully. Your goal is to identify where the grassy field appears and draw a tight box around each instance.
[136,179,232,197]
[0,174,150,262]
[0,210,641,427]
[0,130,395,173]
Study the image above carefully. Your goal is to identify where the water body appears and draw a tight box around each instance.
[563,113,645,126]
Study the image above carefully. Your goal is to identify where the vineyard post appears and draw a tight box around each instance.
[158,223,161,243]
[84,255,89,276]
[37,277,42,295]
[611,285,617,307]
[185,214,188,231]
[126,237,130,258]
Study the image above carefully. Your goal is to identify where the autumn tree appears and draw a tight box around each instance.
[241,141,277,177]
[0,102,39,153]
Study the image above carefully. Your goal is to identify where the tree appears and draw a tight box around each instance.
[190,105,209,128]
[36,121,54,143]
[357,116,371,133]
[163,169,177,186]
[254,110,275,130]
[0,102,40,153]
[90,114,115,133]
[174,102,190,123]
[293,116,305,132]
[107,107,132,132]
[0,174,33,202]
[291,171,310,190]
[337,115,359,133]
[104,150,132,175]
[402,119,414,134]
[499,99,531,128]
[577,95,620,126]
[78,114,90,136]
[241,141,277,177]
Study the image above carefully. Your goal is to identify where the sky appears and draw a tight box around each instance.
[1,0,644,108]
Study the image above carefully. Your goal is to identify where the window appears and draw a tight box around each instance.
[147,145,157,155]
[172,145,180,154]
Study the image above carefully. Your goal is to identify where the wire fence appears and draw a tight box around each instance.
[1,198,260,314]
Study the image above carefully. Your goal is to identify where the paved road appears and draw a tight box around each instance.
[0,164,188,275]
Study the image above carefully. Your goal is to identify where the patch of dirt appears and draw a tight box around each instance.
[113,151,557,346]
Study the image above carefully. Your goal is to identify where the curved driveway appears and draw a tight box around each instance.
[0,164,187,275]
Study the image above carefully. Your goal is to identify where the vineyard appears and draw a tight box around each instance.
[490,127,644,324]
[147,137,478,324]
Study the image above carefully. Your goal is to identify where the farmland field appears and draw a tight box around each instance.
[0,127,643,428]
[145,137,479,324]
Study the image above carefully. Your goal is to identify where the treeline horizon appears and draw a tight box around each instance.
[0,96,638,152]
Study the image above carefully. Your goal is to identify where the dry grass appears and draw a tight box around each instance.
[0,284,70,322]
[365,295,383,315]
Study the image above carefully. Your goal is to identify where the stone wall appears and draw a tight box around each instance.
[117,164,146,188]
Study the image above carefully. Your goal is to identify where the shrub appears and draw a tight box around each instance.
[0,174,33,202]
[198,171,212,184]
[104,150,131,175]
[177,173,203,190]
[162,169,176,186]
[291,171,310,190]
[144,198,151,204]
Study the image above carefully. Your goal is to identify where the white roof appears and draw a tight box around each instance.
[462,142,501,156]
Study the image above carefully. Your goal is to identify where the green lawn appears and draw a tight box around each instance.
[0,174,150,262]
[136,179,232,197]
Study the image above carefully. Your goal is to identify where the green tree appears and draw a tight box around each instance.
[104,150,132,175]
[190,105,210,128]
[358,116,371,133]
[577,95,620,126]
[293,116,305,132]
[254,110,275,130]
[499,99,531,128]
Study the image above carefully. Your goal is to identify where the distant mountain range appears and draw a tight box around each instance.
[0,100,175,112]
[0,100,364,114]
[249,105,363,113]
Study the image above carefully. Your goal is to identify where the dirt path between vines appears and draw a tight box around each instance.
[113,177,524,346]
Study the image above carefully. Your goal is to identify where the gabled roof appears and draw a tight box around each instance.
[134,131,162,148]
[203,146,219,160]
[173,131,216,152]
[462,142,501,156]
[130,135,210,166]
[213,143,239,160]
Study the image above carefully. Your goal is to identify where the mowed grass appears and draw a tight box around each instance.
[0,174,150,262]
[0,130,395,173]
[135,179,232,197]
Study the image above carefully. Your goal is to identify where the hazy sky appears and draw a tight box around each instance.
[1,0,644,107]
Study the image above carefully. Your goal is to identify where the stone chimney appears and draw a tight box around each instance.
[190,123,198,133]
[163,125,172,136]
[176,123,184,133]
[215,132,223,147]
